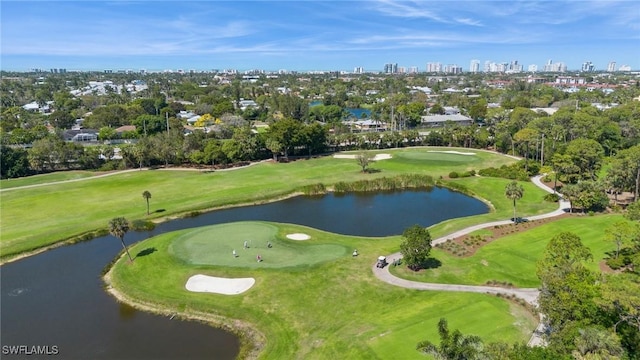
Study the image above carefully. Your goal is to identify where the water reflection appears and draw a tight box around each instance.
[1,187,487,359]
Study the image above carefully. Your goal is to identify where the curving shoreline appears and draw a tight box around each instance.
[103,269,266,359]
[3,148,539,357]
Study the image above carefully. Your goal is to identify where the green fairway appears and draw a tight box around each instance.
[1,147,531,260]
[168,222,348,268]
[393,149,483,166]
[393,214,626,288]
[0,170,99,189]
[3,147,552,358]
[109,222,536,359]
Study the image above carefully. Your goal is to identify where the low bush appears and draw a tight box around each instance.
[299,183,327,195]
[131,219,156,231]
[448,171,459,178]
[332,174,434,193]
[543,193,560,202]
[605,257,627,270]
[183,211,202,218]
[99,161,124,172]
[478,160,537,181]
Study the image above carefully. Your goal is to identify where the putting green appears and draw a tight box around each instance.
[168,222,349,268]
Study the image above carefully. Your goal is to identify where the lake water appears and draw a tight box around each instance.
[345,108,371,119]
[1,187,487,359]
[308,101,371,120]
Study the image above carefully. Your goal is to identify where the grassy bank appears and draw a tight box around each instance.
[393,214,624,287]
[1,147,527,260]
[107,221,537,359]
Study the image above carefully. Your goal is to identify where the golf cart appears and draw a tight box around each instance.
[376,256,388,268]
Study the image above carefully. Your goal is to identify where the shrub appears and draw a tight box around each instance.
[333,182,349,193]
[184,211,202,218]
[131,219,156,231]
[299,183,327,195]
[448,171,459,178]
[99,161,124,172]
[332,174,434,193]
[606,257,626,270]
[544,193,560,202]
[478,161,530,181]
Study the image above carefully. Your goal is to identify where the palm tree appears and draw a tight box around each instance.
[417,318,484,360]
[505,181,524,222]
[572,327,623,360]
[109,217,133,262]
[142,190,152,215]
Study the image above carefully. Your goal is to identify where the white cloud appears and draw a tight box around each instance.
[455,18,483,27]
[370,0,447,22]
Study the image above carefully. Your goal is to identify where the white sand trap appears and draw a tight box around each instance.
[185,274,255,295]
[372,154,392,160]
[286,233,311,240]
[427,150,476,156]
[333,154,392,161]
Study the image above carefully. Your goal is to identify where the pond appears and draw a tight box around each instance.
[1,187,487,359]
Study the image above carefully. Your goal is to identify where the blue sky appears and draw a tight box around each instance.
[2,1,639,72]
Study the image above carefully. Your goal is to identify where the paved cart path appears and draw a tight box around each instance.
[372,175,569,347]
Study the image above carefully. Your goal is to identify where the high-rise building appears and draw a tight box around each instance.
[444,64,463,74]
[607,61,616,72]
[484,60,491,73]
[581,61,595,72]
[426,62,442,73]
[528,64,538,72]
[543,60,566,73]
[470,59,480,73]
[508,60,522,73]
[353,66,365,74]
[384,63,398,74]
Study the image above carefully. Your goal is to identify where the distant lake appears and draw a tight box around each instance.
[346,108,371,119]
[308,101,371,120]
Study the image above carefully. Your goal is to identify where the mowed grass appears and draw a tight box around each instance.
[1,147,523,259]
[0,170,99,189]
[168,222,348,268]
[427,176,558,240]
[393,214,625,288]
[110,222,536,359]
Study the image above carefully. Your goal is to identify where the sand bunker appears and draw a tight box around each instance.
[185,274,255,295]
[427,150,476,156]
[286,233,311,240]
[333,154,392,161]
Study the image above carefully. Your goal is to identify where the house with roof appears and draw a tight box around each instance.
[443,107,461,115]
[63,129,99,142]
[420,114,473,127]
[239,99,258,111]
[22,101,53,113]
[344,119,387,132]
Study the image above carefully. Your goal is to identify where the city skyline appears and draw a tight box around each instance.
[1,1,639,72]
